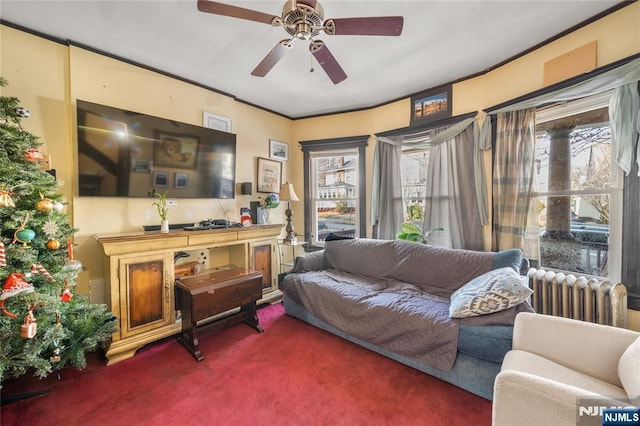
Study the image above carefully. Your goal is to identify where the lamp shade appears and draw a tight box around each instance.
[279,182,299,202]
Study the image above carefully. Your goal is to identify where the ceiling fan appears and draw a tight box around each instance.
[197,0,404,84]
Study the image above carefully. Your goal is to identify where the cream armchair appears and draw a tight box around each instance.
[493,312,640,426]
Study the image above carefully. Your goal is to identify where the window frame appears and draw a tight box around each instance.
[529,92,622,282]
[300,135,368,247]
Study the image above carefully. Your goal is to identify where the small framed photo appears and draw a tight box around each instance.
[203,111,232,133]
[175,173,188,189]
[257,157,282,193]
[410,85,452,126]
[132,158,152,173]
[153,171,169,188]
[269,139,289,161]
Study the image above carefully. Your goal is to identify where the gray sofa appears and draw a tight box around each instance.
[282,238,533,400]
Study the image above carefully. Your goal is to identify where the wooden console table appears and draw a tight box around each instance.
[175,267,264,361]
[94,224,283,365]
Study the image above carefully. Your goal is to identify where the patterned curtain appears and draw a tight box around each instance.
[492,108,536,251]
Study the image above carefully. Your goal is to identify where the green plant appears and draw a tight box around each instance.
[150,189,169,220]
[396,222,444,244]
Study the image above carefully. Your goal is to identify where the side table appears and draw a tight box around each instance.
[174,267,264,361]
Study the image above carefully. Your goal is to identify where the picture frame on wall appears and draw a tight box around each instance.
[154,131,199,169]
[269,139,288,161]
[132,158,152,173]
[153,171,169,188]
[410,85,452,126]
[203,111,232,133]
[175,172,188,189]
[257,157,282,193]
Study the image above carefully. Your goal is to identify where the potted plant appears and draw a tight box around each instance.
[396,222,443,244]
[149,190,170,233]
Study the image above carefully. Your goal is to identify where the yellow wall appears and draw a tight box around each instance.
[1,2,639,329]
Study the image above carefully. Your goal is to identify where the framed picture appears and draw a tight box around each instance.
[203,111,232,133]
[154,131,199,169]
[410,85,452,126]
[175,173,188,189]
[153,171,169,188]
[257,157,282,193]
[269,139,289,161]
[132,158,152,173]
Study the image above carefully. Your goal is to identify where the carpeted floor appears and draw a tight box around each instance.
[1,303,491,425]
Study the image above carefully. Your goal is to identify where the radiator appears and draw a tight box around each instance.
[527,268,628,328]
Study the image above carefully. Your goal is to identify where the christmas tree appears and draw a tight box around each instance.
[0,77,115,382]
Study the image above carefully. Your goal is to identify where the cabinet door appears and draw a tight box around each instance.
[251,239,277,292]
[119,253,174,338]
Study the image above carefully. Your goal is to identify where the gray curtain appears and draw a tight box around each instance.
[373,117,484,249]
[492,108,536,251]
[424,125,484,250]
[372,141,404,239]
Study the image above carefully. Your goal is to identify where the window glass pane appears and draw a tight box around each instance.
[315,200,357,242]
[525,195,609,276]
[401,150,429,221]
[526,105,613,278]
[311,153,358,244]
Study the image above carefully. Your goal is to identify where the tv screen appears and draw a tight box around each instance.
[76,100,236,199]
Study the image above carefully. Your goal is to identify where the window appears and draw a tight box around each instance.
[300,136,368,246]
[401,149,430,223]
[524,92,622,280]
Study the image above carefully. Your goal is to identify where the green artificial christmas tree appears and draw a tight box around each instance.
[0,77,115,382]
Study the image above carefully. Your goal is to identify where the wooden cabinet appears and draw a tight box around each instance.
[94,224,283,365]
[250,239,277,291]
[119,253,174,339]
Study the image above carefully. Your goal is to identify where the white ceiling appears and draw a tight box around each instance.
[0,0,625,119]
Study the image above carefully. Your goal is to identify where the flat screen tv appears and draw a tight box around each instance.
[76,100,236,199]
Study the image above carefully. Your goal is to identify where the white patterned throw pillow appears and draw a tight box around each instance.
[449,267,533,318]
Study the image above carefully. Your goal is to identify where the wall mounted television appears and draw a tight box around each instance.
[76,100,236,199]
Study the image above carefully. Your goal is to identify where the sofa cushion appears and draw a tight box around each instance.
[458,324,513,363]
[618,336,640,404]
[501,350,629,401]
[449,267,533,318]
[326,238,500,296]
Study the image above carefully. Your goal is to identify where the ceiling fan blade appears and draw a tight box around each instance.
[325,17,404,36]
[310,41,347,85]
[251,40,293,77]
[197,0,277,25]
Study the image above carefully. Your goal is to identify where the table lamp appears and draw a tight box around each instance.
[279,182,300,243]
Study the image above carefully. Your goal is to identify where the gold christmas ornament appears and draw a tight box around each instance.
[0,185,15,208]
[46,239,61,250]
[35,197,54,212]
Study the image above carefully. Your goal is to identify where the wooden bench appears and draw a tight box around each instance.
[174,267,264,361]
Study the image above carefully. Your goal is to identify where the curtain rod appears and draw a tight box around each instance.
[375,111,478,138]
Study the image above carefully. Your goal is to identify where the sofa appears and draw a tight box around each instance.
[493,312,640,426]
[282,238,534,400]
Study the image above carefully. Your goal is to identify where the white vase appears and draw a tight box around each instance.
[160,219,169,233]
[263,209,273,225]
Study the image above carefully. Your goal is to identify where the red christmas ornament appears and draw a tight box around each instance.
[61,281,73,302]
[25,148,44,162]
[0,273,34,319]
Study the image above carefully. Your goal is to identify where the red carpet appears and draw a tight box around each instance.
[1,303,491,425]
